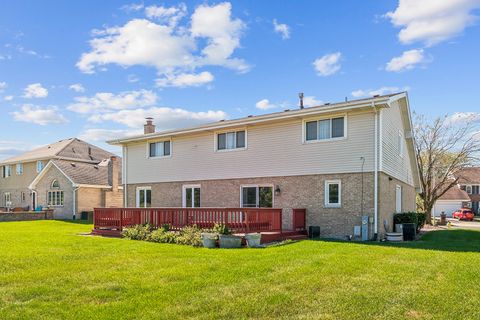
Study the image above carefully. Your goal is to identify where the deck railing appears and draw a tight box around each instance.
[93,207,285,233]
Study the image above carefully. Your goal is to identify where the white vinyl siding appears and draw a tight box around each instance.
[125,111,376,184]
[381,100,414,186]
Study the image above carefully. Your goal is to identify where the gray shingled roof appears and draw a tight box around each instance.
[52,159,122,186]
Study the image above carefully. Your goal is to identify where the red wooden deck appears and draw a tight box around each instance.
[92,207,307,243]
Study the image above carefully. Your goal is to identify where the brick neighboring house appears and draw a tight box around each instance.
[0,138,123,219]
[107,92,421,239]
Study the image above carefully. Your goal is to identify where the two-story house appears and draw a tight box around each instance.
[107,92,420,239]
[0,138,123,219]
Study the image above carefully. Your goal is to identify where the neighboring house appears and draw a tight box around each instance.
[433,186,471,218]
[108,93,421,239]
[0,138,123,219]
[433,168,480,217]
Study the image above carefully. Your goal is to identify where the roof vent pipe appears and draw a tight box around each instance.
[299,92,304,109]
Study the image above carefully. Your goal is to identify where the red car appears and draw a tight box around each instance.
[452,208,474,221]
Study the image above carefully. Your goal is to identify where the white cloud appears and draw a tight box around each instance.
[120,3,144,12]
[313,52,342,76]
[23,83,48,98]
[0,140,30,160]
[145,3,187,27]
[386,0,480,46]
[351,86,410,98]
[127,74,139,83]
[445,112,480,125]
[156,71,214,88]
[273,19,290,39]
[77,3,248,87]
[88,107,227,129]
[78,128,143,142]
[67,90,157,114]
[385,49,426,72]
[303,96,323,107]
[4,95,13,101]
[69,83,85,93]
[255,99,277,110]
[0,82,6,91]
[11,105,68,125]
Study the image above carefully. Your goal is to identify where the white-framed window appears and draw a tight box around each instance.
[305,116,345,142]
[51,180,60,189]
[240,185,273,208]
[21,192,26,202]
[47,190,64,206]
[16,163,23,175]
[466,185,472,194]
[136,187,152,208]
[183,185,201,208]
[4,192,11,206]
[325,180,341,207]
[148,140,171,158]
[36,161,44,173]
[398,130,404,157]
[216,130,246,151]
[2,165,12,178]
[395,185,402,213]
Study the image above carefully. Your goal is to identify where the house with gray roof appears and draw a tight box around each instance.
[0,138,123,219]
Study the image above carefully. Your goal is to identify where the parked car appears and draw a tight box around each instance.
[452,208,474,221]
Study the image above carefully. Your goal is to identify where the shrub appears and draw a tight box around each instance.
[211,224,231,235]
[122,224,152,240]
[176,225,203,247]
[149,228,177,244]
[393,212,426,232]
[416,212,427,232]
[160,224,170,232]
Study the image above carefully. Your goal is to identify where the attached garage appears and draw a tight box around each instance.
[433,186,471,218]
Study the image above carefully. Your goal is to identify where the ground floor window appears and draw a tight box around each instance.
[325,180,341,207]
[395,185,402,213]
[241,186,273,208]
[183,185,200,208]
[3,192,11,206]
[48,191,64,206]
[136,187,152,208]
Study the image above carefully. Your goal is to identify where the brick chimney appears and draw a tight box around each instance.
[144,117,155,134]
[108,156,119,192]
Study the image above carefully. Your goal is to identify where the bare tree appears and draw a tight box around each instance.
[414,114,480,223]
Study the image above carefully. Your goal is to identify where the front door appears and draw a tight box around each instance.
[32,191,36,210]
[183,185,201,208]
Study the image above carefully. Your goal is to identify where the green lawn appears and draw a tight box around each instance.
[1,221,479,320]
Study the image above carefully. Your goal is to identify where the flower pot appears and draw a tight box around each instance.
[385,232,403,242]
[395,224,403,233]
[218,234,242,248]
[244,233,262,248]
[201,233,217,248]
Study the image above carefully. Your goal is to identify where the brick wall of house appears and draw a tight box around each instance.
[126,172,384,239]
[378,172,417,236]
[76,187,104,214]
[104,189,124,208]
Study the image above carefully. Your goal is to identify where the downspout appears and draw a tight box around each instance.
[373,103,379,239]
[72,186,79,220]
[123,145,128,207]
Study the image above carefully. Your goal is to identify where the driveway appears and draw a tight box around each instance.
[443,218,480,230]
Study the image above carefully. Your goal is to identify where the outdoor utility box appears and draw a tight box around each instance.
[81,211,94,223]
[308,226,320,239]
[402,223,416,241]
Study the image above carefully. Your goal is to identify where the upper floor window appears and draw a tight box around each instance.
[16,163,23,175]
[149,141,171,158]
[466,185,472,194]
[305,117,345,142]
[217,130,246,151]
[36,161,44,173]
[325,180,341,208]
[2,165,12,178]
[51,180,60,189]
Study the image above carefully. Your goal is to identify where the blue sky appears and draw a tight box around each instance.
[1,0,479,159]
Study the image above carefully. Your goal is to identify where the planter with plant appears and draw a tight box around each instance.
[244,233,262,248]
[213,224,242,248]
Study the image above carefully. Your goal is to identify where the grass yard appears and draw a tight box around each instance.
[1,221,480,319]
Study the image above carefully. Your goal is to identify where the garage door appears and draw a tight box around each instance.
[433,201,462,217]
